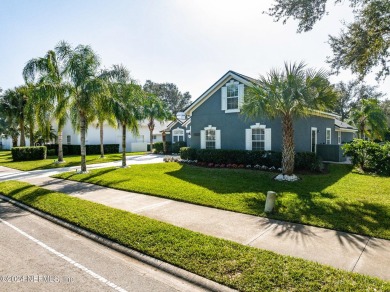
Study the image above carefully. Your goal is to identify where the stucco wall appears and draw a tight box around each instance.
[190,80,341,152]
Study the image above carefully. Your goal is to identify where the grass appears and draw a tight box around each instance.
[54,162,390,240]
[0,151,146,171]
[1,181,388,291]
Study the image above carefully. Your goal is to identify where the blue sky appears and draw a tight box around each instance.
[1,0,388,99]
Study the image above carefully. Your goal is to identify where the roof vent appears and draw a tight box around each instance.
[176,112,186,121]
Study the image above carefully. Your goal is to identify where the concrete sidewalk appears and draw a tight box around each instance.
[1,163,389,281]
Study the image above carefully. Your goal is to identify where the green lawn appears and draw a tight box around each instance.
[0,151,145,171]
[1,181,388,291]
[54,163,390,240]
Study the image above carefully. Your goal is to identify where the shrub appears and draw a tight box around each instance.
[154,142,172,153]
[295,152,322,172]
[12,146,47,161]
[172,141,187,153]
[343,139,390,175]
[179,148,320,172]
[180,147,197,160]
[44,144,119,155]
[47,149,56,156]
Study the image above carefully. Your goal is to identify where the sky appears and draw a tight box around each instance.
[1,0,389,100]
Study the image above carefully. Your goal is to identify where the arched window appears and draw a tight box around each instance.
[172,128,185,142]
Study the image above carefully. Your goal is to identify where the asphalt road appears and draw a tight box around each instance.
[0,200,206,292]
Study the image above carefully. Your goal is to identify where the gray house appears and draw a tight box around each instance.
[163,117,191,147]
[183,71,356,161]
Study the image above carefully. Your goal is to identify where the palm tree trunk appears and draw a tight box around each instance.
[29,126,34,146]
[80,113,87,172]
[282,114,295,175]
[12,135,18,147]
[148,119,154,152]
[122,123,127,167]
[100,121,104,158]
[57,129,64,162]
[19,119,26,147]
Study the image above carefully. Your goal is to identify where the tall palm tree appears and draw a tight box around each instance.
[24,48,69,162]
[108,67,143,167]
[243,61,336,176]
[350,98,387,140]
[56,41,104,172]
[93,93,117,158]
[142,94,172,152]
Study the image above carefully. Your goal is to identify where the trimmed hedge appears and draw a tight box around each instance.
[45,144,119,155]
[11,146,47,161]
[154,141,186,154]
[180,148,321,172]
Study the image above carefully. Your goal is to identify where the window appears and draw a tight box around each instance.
[326,128,331,144]
[66,135,71,145]
[200,125,221,149]
[172,129,185,142]
[226,83,238,110]
[338,131,341,144]
[245,124,271,151]
[252,128,265,150]
[205,129,216,149]
[221,80,244,113]
[152,135,157,140]
[311,127,317,153]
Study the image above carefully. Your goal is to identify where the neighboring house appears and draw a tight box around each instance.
[61,119,169,152]
[1,120,169,152]
[163,113,191,147]
[183,70,357,161]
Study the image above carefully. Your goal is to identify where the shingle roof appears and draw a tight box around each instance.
[335,119,357,130]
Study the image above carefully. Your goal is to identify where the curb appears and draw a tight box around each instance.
[0,195,236,292]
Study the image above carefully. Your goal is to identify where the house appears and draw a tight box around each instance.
[1,120,170,152]
[61,119,169,152]
[182,70,356,161]
[163,113,191,147]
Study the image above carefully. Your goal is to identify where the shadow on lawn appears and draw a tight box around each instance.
[167,164,390,240]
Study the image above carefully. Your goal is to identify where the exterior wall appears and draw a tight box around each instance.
[0,137,31,149]
[341,132,355,144]
[190,79,342,152]
[60,119,169,152]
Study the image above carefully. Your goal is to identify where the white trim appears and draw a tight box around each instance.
[185,71,252,116]
[326,128,331,144]
[335,128,357,133]
[225,109,240,113]
[337,131,341,145]
[200,125,220,150]
[245,123,271,151]
[172,128,185,143]
[311,127,317,153]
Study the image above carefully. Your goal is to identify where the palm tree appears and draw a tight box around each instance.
[0,90,20,147]
[56,41,104,172]
[0,86,30,147]
[350,98,387,140]
[23,48,69,162]
[243,61,336,176]
[141,94,172,152]
[108,67,143,167]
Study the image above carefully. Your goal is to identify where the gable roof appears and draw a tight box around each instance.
[184,70,253,116]
[161,120,183,132]
[184,70,340,120]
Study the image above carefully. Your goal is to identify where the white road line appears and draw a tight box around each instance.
[0,217,128,292]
